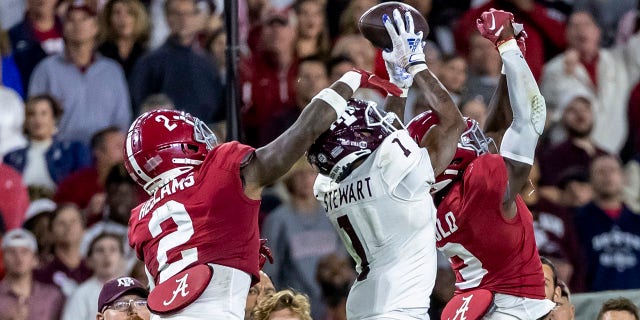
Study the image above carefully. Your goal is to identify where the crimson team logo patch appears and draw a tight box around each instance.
[148,264,213,314]
[441,289,494,320]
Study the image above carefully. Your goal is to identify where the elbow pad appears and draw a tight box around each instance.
[498,40,546,165]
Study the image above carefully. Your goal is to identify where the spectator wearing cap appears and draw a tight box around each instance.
[240,8,299,147]
[29,1,132,146]
[96,276,150,320]
[9,0,64,94]
[3,94,92,197]
[537,90,609,203]
[62,232,125,320]
[22,198,57,258]
[0,228,64,320]
[129,0,223,122]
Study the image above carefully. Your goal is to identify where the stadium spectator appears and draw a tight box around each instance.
[205,27,226,85]
[3,95,92,196]
[337,0,379,35]
[97,0,151,78]
[29,2,132,145]
[596,298,640,320]
[138,93,176,115]
[294,0,330,60]
[327,55,356,83]
[261,159,344,320]
[252,289,313,320]
[55,127,125,212]
[9,0,64,94]
[62,233,125,320]
[526,164,587,292]
[22,198,57,259]
[0,163,30,231]
[331,34,383,105]
[81,164,140,274]
[129,0,223,122]
[96,276,150,320]
[245,271,276,320]
[541,10,640,155]
[549,281,575,320]
[437,54,467,106]
[264,56,329,144]
[541,256,561,302]
[460,96,488,128]
[34,203,92,296]
[574,0,637,47]
[462,32,502,106]
[0,82,26,158]
[624,153,640,213]
[575,154,640,291]
[455,0,566,81]
[315,253,355,320]
[626,81,640,160]
[0,0,25,31]
[537,90,608,199]
[240,8,298,147]
[0,228,64,320]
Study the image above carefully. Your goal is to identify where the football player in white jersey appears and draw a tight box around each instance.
[306,9,467,319]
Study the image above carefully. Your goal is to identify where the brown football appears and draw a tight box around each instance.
[358,2,429,51]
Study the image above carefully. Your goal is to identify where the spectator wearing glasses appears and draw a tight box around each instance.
[96,276,150,320]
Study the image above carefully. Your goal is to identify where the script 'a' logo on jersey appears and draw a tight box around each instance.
[449,294,473,320]
[163,273,191,306]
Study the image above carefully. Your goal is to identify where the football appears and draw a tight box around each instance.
[358,2,429,51]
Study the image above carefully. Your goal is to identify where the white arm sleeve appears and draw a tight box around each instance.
[498,39,546,165]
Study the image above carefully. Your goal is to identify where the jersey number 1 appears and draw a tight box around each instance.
[148,200,198,283]
[337,215,370,281]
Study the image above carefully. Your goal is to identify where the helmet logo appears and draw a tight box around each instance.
[144,155,163,172]
[317,153,328,163]
[330,146,344,158]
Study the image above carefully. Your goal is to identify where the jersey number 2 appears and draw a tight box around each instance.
[337,215,370,281]
[148,200,198,283]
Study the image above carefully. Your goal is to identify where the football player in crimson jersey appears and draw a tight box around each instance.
[407,9,555,320]
[308,9,467,319]
[123,68,401,319]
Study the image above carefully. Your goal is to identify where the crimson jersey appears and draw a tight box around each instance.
[435,154,545,299]
[128,142,261,286]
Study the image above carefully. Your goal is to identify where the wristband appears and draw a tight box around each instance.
[407,62,428,76]
[337,71,362,93]
[312,88,347,118]
[498,38,519,54]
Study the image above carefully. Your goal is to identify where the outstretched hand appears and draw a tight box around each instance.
[382,9,426,71]
[476,8,527,54]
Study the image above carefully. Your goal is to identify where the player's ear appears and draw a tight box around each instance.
[553,285,562,302]
[96,313,104,320]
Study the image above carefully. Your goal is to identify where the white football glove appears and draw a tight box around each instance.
[382,9,426,74]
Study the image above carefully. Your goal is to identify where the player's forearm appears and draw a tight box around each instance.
[383,95,407,125]
[499,39,546,165]
[252,76,356,186]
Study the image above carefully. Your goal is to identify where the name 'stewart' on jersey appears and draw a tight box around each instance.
[435,211,459,241]
[139,173,196,219]
[322,177,374,211]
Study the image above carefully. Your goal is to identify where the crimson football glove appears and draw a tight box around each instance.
[352,68,404,97]
[259,238,274,270]
[476,8,527,54]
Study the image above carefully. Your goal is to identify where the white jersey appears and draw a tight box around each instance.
[314,130,437,319]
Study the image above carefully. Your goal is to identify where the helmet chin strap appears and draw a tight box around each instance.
[144,166,195,194]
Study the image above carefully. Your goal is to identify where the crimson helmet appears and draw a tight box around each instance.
[307,99,400,182]
[124,109,218,194]
[407,110,492,192]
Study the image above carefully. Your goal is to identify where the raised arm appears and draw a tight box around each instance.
[242,69,400,198]
[478,9,546,218]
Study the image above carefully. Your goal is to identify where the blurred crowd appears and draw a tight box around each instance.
[0,0,640,319]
